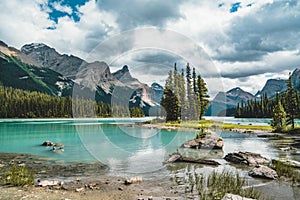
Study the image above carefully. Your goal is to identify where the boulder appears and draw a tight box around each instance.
[42,141,56,146]
[248,165,278,179]
[222,193,256,200]
[182,133,223,149]
[224,152,269,166]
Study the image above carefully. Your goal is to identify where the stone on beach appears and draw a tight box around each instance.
[124,177,142,185]
[224,152,269,166]
[222,193,256,200]
[37,180,64,187]
[248,165,278,179]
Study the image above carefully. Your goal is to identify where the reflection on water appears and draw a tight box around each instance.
[0,118,299,199]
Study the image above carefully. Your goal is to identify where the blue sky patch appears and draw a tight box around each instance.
[230,2,242,13]
[42,0,89,23]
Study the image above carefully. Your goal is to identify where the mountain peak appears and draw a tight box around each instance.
[21,43,50,54]
[151,82,163,90]
[0,40,8,47]
[122,65,129,72]
[112,65,134,81]
[256,78,287,98]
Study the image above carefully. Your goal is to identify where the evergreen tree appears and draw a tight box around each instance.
[161,88,180,121]
[186,63,195,120]
[196,75,210,119]
[285,72,298,129]
[271,100,287,132]
[179,69,187,119]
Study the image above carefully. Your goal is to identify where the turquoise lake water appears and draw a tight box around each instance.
[1,118,298,199]
[0,118,282,174]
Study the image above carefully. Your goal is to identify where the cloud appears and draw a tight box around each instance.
[96,0,184,30]
[1,0,300,96]
[214,0,300,62]
[51,1,73,15]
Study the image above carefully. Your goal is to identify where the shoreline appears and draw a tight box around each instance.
[1,120,299,199]
[0,152,179,200]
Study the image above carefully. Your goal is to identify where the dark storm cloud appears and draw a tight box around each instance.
[215,0,300,63]
[96,0,184,30]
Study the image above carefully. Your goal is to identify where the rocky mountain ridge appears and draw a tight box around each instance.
[1,40,163,114]
[209,69,300,116]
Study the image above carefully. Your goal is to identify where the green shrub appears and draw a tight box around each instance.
[185,169,261,199]
[1,165,34,186]
[271,160,300,184]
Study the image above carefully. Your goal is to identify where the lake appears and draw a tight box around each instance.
[0,117,283,174]
[204,116,300,126]
[0,118,299,199]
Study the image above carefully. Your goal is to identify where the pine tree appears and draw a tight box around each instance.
[285,72,298,129]
[196,75,210,119]
[186,63,195,120]
[161,88,180,121]
[271,100,287,132]
[179,69,186,119]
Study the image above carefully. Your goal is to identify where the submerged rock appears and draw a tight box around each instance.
[248,165,278,179]
[42,141,56,146]
[182,133,223,149]
[222,193,256,200]
[224,152,269,166]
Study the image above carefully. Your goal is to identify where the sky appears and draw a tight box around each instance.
[0,0,300,98]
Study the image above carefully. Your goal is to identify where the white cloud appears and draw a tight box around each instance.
[0,0,299,96]
[52,1,73,15]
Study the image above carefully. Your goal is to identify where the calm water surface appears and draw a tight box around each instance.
[0,118,299,199]
[0,118,286,173]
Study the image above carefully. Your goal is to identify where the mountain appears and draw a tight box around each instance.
[207,69,300,116]
[151,82,164,103]
[0,41,73,96]
[255,79,287,98]
[21,43,85,79]
[19,42,160,114]
[206,87,255,116]
[212,87,255,107]
[292,68,300,91]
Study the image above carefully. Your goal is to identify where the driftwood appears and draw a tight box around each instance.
[164,152,220,166]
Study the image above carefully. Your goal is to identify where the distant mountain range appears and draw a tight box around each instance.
[2,40,300,117]
[208,69,300,116]
[0,40,163,115]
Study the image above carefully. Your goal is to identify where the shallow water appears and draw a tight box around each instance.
[0,118,299,199]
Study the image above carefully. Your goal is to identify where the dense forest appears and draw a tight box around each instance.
[0,86,144,118]
[161,63,210,121]
[235,73,300,130]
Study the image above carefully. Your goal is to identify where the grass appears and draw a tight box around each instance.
[161,119,273,131]
[1,165,35,186]
[271,160,300,184]
[184,169,261,199]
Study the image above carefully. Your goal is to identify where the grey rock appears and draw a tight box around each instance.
[248,165,278,179]
[224,152,269,166]
[183,133,224,149]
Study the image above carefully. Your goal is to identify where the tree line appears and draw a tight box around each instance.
[161,63,210,121]
[235,73,300,131]
[0,86,144,118]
